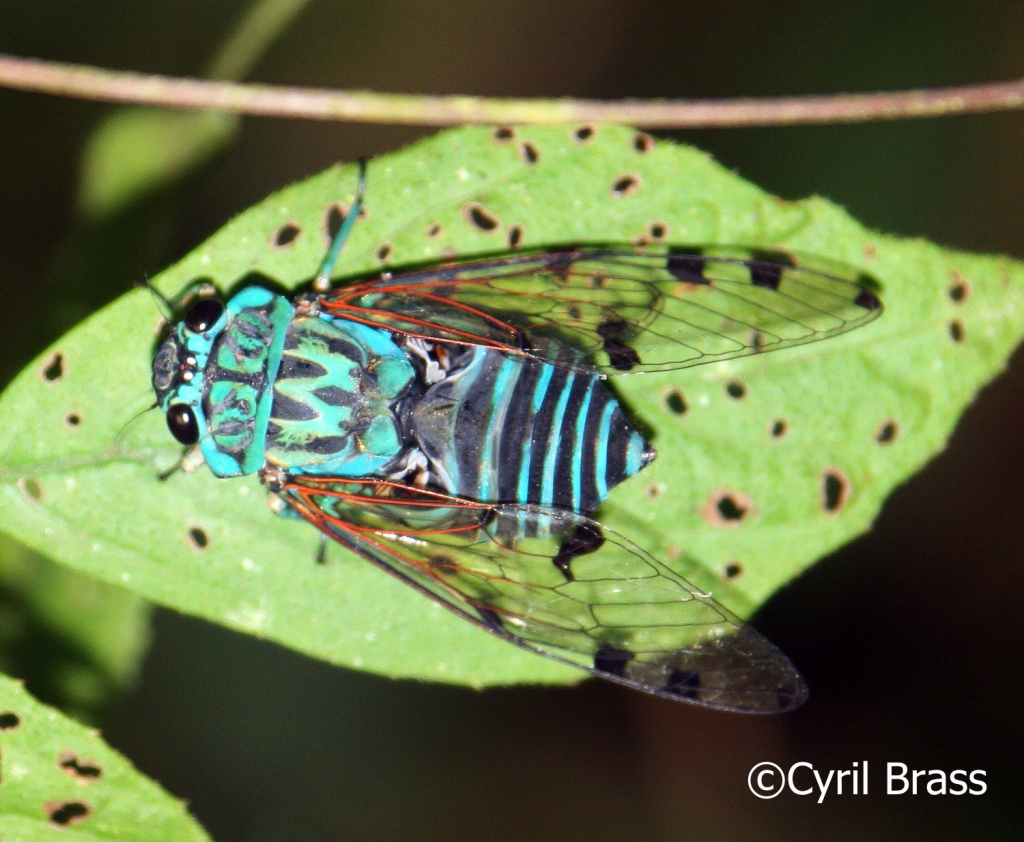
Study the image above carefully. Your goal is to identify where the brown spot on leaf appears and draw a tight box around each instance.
[18,476,42,502]
[463,203,500,232]
[821,468,850,514]
[47,800,91,827]
[41,352,64,383]
[611,174,641,197]
[270,221,301,249]
[702,490,756,527]
[58,751,102,782]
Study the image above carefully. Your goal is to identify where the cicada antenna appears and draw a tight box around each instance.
[314,157,368,291]
[134,275,175,321]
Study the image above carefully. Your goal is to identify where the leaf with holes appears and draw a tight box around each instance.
[0,125,1020,693]
[0,674,211,840]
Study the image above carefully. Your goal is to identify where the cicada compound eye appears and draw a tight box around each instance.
[166,403,200,445]
[183,298,225,334]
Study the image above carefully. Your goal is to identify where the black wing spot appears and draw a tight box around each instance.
[58,752,103,781]
[594,644,634,677]
[725,379,746,400]
[875,420,898,445]
[822,468,849,514]
[493,126,515,142]
[574,125,595,142]
[0,711,21,730]
[665,390,688,416]
[749,261,784,290]
[664,668,701,699]
[271,221,301,248]
[665,252,709,284]
[948,320,965,343]
[41,352,65,383]
[507,224,524,248]
[464,203,500,232]
[633,132,655,153]
[520,141,540,164]
[610,174,640,197]
[770,418,788,439]
[47,801,91,827]
[598,320,641,370]
[855,289,882,311]
[477,607,506,634]
[553,523,605,580]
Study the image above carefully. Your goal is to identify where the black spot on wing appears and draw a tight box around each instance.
[552,523,605,580]
[597,320,641,371]
[664,669,701,700]
[855,289,882,310]
[665,252,710,284]
[594,644,634,677]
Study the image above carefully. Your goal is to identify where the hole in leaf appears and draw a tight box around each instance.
[271,222,301,249]
[0,711,21,730]
[611,174,640,198]
[463,203,500,232]
[426,222,441,238]
[949,320,965,343]
[948,274,970,303]
[64,412,81,429]
[47,801,90,827]
[770,419,788,439]
[665,390,688,415]
[726,380,747,400]
[876,420,899,445]
[507,225,523,248]
[520,141,539,164]
[723,562,744,580]
[58,752,102,781]
[633,132,654,153]
[648,222,667,241]
[493,126,515,142]
[375,243,393,262]
[574,125,595,142]
[821,468,849,514]
[325,203,347,241]
[18,476,42,502]
[187,527,209,551]
[41,352,64,383]
[702,490,755,527]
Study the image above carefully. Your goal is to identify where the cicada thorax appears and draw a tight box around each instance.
[157,284,656,523]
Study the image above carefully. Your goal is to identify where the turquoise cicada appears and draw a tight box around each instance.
[151,165,881,713]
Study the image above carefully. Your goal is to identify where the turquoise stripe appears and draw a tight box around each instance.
[477,357,521,500]
[571,382,595,510]
[540,371,576,506]
[517,364,554,503]
[594,399,618,502]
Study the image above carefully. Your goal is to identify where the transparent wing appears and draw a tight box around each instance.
[315,248,881,374]
[275,473,807,712]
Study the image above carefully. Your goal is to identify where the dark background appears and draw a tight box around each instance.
[1,2,1022,839]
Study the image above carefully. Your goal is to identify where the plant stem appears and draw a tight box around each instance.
[1,53,1022,128]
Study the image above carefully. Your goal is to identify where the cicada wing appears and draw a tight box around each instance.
[278,475,807,713]
[316,248,881,375]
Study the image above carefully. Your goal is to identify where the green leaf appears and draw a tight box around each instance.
[0,125,1019,689]
[0,674,211,840]
[0,537,150,719]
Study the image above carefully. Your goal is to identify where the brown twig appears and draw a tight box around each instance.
[1,53,1023,128]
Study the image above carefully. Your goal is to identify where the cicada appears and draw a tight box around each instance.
[151,163,881,712]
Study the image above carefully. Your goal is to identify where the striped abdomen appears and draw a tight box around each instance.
[410,347,653,514]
